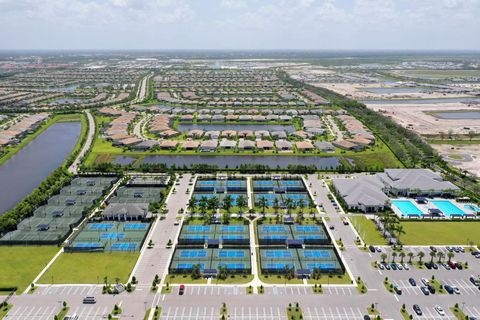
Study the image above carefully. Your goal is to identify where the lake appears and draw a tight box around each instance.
[362,87,430,94]
[177,123,296,133]
[0,122,81,215]
[361,97,480,105]
[430,111,480,120]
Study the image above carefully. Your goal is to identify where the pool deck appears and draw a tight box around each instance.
[391,198,479,219]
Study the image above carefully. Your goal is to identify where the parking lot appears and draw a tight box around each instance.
[36,285,102,297]
[4,305,59,320]
[160,306,219,320]
[180,285,245,296]
[303,306,365,320]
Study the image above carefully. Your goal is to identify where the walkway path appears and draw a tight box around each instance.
[68,110,94,174]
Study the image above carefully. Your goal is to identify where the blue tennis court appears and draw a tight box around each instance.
[226,181,244,186]
[284,194,308,201]
[180,250,208,258]
[218,263,246,269]
[220,225,244,232]
[88,223,114,230]
[262,225,286,232]
[124,223,148,230]
[197,181,216,186]
[219,250,245,258]
[111,243,137,251]
[264,235,288,240]
[186,225,211,232]
[254,180,274,186]
[304,250,331,258]
[266,263,294,269]
[184,235,209,240]
[265,250,292,258]
[306,262,336,270]
[221,235,244,240]
[280,180,303,186]
[100,232,125,239]
[295,225,320,232]
[297,235,322,240]
[177,263,205,270]
[74,242,103,248]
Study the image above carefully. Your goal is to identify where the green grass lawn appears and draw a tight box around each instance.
[38,252,139,284]
[399,221,480,245]
[0,246,58,293]
[307,273,352,285]
[350,216,388,245]
[259,275,303,284]
[165,274,208,284]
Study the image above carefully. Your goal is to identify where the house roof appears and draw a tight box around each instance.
[379,169,459,192]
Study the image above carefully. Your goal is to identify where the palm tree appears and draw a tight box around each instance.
[208,196,219,213]
[391,251,397,263]
[399,252,406,264]
[447,252,455,263]
[417,251,425,264]
[407,252,414,263]
[273,198,280,214]
[259,196,268,214]
[236,195,247,216]
[297,199,305,214]
[199,196,208,216]
[429,251,436,263]
[380,253,387,263]
[187,197,197,216]
[223,195,233,213]
[308,198,315,214]
[395,225,405,244]
[437,252,445,263]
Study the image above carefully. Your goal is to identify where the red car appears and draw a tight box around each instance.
[179,284,185,295]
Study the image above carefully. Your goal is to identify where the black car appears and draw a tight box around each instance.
[445,285,454,294]
[413,304,422,316]
[391,263,397,270]
[409,278,416,286]
[430,246,437,252]
[369,245,375,253]
[425,262,433,269]
[427,284,436,294]
[363,315,371,320]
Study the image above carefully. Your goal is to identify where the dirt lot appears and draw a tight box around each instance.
[433,143,480,177]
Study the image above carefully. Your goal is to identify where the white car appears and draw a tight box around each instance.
[403,263,410,270]
[421,278,429,286]
[453,287,460,294]
[435,305,445,316]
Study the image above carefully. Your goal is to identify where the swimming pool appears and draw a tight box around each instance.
[391,200,424,216]
[464,204,480,213]
[431,200,466,217]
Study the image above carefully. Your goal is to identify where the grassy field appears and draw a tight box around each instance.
[0,113,83,166]
[38,252,139,284]
[0,246,58,293]
[399,221,480,245]
[350,216,388,245]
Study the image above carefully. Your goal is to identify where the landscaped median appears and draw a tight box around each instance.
[286,302,303,320]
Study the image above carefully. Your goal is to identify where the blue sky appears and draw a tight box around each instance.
[0,0,479,50]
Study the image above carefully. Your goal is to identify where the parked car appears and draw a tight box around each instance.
[376,247,382,253]
[369,245,375,253]
[430,246,437,252]
[459,247,465,253]
[403,263,409,270]
[378,263,384,270]
[390,263,397,270]
[470,275,480,286]
[421,286,430,295]
[443,263,451,270]
[427,284,436,294]
[82,296,96,304]
[397,264,403,270]
[432,263,438,270]
[435,305,445,316]
[444,285,454,294]
[384,264,391,270]
[393,285,402,295]
[453,286,460,294]
[329,225,335,230]
[446,246,453,252]
[421,278,429,286]
[179,284,185,295]
[413,304,422,316]
[448,260,457,269]
[425,262,433,269]
[409,278,416,286]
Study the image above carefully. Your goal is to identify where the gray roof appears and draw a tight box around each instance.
[314,141,334,151]
[102,203,149,218]
[379,169,459,192]
[333,176,389,208]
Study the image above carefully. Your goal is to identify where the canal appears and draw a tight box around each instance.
[0,122,81,215]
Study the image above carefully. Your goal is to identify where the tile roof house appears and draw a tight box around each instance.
[275,140,293,151]
[238,139,256,150]
[295,141,315,151]
[219,139,237,149]
[182,140,200,150]
[159,140,178,149]
[256,140,274,150]
[199,140,217,152]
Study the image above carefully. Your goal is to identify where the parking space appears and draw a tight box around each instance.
[442,279,479,295]
[303,306,364,320]
[414,306,456,320]
[68,305,110,319]
[463,305,480,319]
[36,285,101,297]
[391,280,423,296]
[230,306,285,319]
[182,286,245,296]
[161,306,218,320]
[5,305,59,320]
